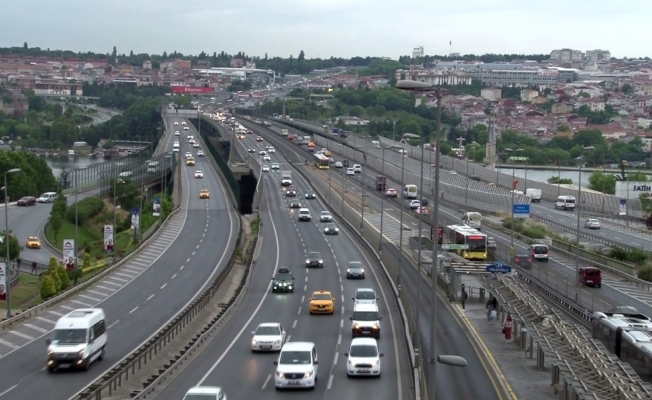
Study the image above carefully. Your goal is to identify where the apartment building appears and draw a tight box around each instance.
[550,48,583,62]
[471,69,559,87]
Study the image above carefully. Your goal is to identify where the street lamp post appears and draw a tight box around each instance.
[3,168,20,318]
[396,81,468,399]
[397,151,406,289]
[505,148,523,258]
[575,146,595,302]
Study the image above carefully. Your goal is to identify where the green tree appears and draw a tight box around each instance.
[0,232,21,261]
[40,274,56,299]
[48,256,59,270]
[622,84,634,95]
[548,176,573,184]
[588,172,617,194]
[83,253,91,270]
[49,269,62,293]
[49,213,63,241]
[55,266,69,290]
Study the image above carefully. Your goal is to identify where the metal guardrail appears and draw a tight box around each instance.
[72,230,244,400]
[592,215,652,236]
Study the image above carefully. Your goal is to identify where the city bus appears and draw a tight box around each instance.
[444,224,488,261]
[313,153,330,170]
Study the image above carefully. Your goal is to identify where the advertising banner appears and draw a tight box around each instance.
[615,181,652,199]
[0,263,6,301]
[104,225,114,253]
[63,239,75,270]
[619,198,627,216]
[130,207,140,232]
[171,86,215,94]
[153,197,161,217]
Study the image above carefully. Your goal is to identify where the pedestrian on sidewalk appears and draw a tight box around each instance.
[491,295,498,311]
[31,261,38,274]
[16,257,21,270]
[485,299,494,323]
[503,315,513,342]
[460,288,468,311]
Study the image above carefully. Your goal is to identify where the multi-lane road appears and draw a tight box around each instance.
[288,119,652,250]
[0,117,238,400]
[155,129,411,399]
[239,120,503,399]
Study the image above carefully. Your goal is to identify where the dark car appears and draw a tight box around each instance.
[272,267,295,293]
[513,254,532,269]
[17,196,36,206]
[324,223,339,235]
[289,201,302,208]
[346,261,365,279]
[305,251,323,268]
[579,267,602,288]
[304,191,316,200]
[285,186,297,197]
[247,148,256,153]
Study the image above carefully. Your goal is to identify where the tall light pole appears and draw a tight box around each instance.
[354,146,367,234]
[403,132,424,342]
[397,151,406,289]
[3,168,20,318]
[396,80,468,400]
[112,159,117,265]
[75,169,78,265]
[505,147,523,258]
[575,146,595,302]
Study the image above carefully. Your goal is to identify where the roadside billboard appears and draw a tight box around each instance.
[171,86,215,94]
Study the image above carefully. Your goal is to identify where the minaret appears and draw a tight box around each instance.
[484,120,498,170]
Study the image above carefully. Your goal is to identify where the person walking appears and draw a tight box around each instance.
[31,261,37,274]
[491,295,498,311]
[461,288,468,311]
[503,315,514,342]
[486,299,494,323]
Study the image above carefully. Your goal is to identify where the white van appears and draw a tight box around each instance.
[398,149,408,157]
[350,303,382,339]
[38,192,58,203]
[46,308,108,372]
[371,140,381,148]
[403,184,418,199]
[555,195,576,211]
[462,212,482,230]
[525,188,542,202]
[274,342,319,389]
[353,164,362,173]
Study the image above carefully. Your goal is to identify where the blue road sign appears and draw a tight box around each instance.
[486,262,512,274]
[513,204,530,219]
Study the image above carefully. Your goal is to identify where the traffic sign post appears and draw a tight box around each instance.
[486,261,512,274]
[513,204,530,219]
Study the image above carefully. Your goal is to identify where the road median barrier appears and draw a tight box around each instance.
[72,227,248,400]
[0,205,181,330]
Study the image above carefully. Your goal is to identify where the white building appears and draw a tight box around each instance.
[520,89,539,102]
[481,88,502,101]
[585,49,611,63]
[413,46,424,59]
[550,48,583,62]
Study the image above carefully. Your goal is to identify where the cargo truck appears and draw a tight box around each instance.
[281,171,292,186]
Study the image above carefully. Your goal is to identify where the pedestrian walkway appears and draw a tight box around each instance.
[450,273,556,400]
[0,211,186,358]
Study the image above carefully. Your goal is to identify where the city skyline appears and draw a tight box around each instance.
[1,0,650,59]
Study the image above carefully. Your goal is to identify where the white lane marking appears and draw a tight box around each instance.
[292,320,297,329]
[301,295,305,302]
[59,305,75,310]
[304,285,307,291]
[196,190,281,386]
[36,316,56,324]
[333,352,339,365]
[69,299,92,306]
[96,285,116,292]
[129,306,139,314]
[147,294,155,301]
[87,289,108,296]
[0,384,17,397]
[79,294,101,302]
[107,276,130,283]
[161,283,168,290]
[24,324,48,334]
[7,330,34,340]
[287,335,291,342]
[327,374,334,389]
[262,374,272,390]
[0,338,18,349]
[47,310,64,317]
[107,320,120,330]
[338,334,341,345]
[187,258,191,262]
[340,319,343,328]
[305,276,308,282]
[180,265,185,270]
[298,307,302,315]
[171,274,177,279]
[101,280,122,287]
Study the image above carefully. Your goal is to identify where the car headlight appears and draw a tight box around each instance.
[335,228,339,231]
[274,340,281,345]
[276,371,284,378]
[252,340,258,346]
[319,260,323,264]
[373,359,380,367]
[372,323,380,329]
[354,324,360,329]
[306,259,310,264]
[346,268,351,273]
[348,359,353,366]
[304,370,314,378]
[47,349,53,356]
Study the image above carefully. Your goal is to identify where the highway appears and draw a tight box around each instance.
[241,120,501,399]
[154,130,411,399]
[0,117,239,400]
[287,119,652,250]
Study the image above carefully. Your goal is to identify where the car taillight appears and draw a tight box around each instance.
[528,258,532,262]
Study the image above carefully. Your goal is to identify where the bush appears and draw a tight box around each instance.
[49,270,62,293]
[55,266,70,289]
[83,253,91,270]
[48,256,59,270]
[638,266,652,282]
[40,274,56,299]
[82,262,108,276]
[66,197,105,225]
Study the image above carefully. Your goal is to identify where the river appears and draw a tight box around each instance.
[45,155,105,178]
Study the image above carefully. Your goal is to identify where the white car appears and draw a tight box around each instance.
[335,161,343,168]
[353,288,378,305]
[185,152,193,158]
[268,147,276,153]
[174,122,179,126]
[347,168,355,176]
[181,121,187,125]
[262,165,270,172]
[320,211,333,222]
[353,164,362,173]
[584,218,601,229]
[263,155,271,162]
[251,322,286,352]
[195,170,203,178]
[183,126,189,131]
[174,130,180,136]
[449,170,457,175]
[345,338,383,377]
[197,150,205,157]
[409,200,421,209]
[193,143,200,148]
[271,163,280,170]
[182,386,226,400]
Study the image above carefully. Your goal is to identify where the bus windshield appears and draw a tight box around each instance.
[466,235,487,252]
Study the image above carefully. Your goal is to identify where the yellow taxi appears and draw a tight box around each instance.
[309,290,335,314]
[186,157,195,166]
[199,189,210,199]
[26,236,41,249]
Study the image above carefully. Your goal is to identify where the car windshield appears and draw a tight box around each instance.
[274,273,292,280]
[348,262,363,269]
[312,294,331,301]
[326,224,336,229]
[51,328,87,344]
[279,350,312,364]
[533,246,547,254]
[196,171,202,174]
[349,345,378,357]
[308,252,321,259]
[256,326,280,335]
[184,394,220,400]
[321,212,330,216]
[352,311,380,321]
[28,236,38,241]
[585,269,601,276]
[355,291,376,300]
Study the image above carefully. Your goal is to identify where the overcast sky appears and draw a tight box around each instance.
[1,0,648,59]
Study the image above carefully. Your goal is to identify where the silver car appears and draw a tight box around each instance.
[584,218,601,229]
